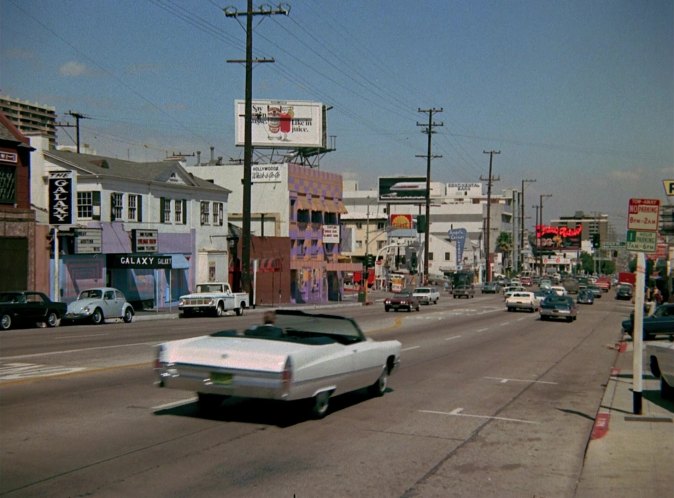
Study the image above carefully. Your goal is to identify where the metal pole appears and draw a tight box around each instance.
[633,252,646,414]
[53,226,59,301]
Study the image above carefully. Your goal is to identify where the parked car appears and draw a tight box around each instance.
[539,295,578,322]
[505,291,537,313]
[621,303,674,340]
[155,309,402,419]
[615,284,633,300]
[0,291,67,331]
[577,289,595,305]
[384,289,420,312]
[452,284,476,299]
[646,341,674,400]
[64,287,134,325]
[412,286,440,305]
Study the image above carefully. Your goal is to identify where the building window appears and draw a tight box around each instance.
[111,192,123,221]
[161,198,172,223]
[77,191,93,219]
[429,252,434,261]
[444,252,451,261]
[200,201,210,226]
[356,222,363,229]
[128,194,139,222]
[175,199,184,224]
[377,222,385,230]
[213,202,224,226]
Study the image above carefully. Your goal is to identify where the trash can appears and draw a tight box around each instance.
[358,287,366,303]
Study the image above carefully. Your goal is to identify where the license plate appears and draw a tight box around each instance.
[210,372,233,385]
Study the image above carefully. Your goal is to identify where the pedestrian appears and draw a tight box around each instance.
[263,310,276,325]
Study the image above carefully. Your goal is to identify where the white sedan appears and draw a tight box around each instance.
[505,291,537,312]
[155,309,401,419]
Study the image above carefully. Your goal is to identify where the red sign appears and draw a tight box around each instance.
[628,198,660,231]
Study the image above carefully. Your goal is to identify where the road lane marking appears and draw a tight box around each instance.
[420,408,539,424]
[444,335,462,341]
[484,376,558,385]
[153,397,197,411]
[0,362,86,380]
[402,346,421,352]
[0,341,156,361]
[476,328,488,333]
[499,322,511,326]
[54,334,107,339]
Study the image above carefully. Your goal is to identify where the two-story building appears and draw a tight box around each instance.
[30,138,232,309]
[0,111,48,292]
[185,162,361,304]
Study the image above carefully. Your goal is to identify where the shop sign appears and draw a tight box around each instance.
[75,228,102,254]
[132,229,158,253]
[49,171,74,225]
[107,254,172,269]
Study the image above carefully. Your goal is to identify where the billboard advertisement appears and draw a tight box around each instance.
[235,100,325,148]
[535,225,582,251]
[379,176,428,202]
[389,214,413,229]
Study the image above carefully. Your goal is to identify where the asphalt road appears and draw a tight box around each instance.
[0,293,629,497]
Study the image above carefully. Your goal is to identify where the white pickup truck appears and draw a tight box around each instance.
[178,282,249,317]
[413,286,440,305]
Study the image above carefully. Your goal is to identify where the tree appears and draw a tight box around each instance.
[496,232,513,273]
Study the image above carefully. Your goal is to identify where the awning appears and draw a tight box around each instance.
[334,200,348,214]
[171,254,190,269]
[311,198,324,211]
[324,199,347,213]
[254,258,281,272]
[295,196,310,210]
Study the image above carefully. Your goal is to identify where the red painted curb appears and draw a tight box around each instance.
[611,367,620,377]
[591,413,610,440]
[617,342,627,353]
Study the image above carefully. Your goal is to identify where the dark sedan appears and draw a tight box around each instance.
[0,291,67,330]
[615,284,633,300]
[384,289,420,312]
[622,303,674,340]
[539,295,578,322]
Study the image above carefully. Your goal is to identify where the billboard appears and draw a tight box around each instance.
[536,225,582,251]
[379,176,428,202]
[389,214,413,229]
[235,100,325,148]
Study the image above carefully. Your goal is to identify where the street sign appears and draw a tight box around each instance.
[627,198,660,231]
[626,230,657,252]
[663,179,674,197]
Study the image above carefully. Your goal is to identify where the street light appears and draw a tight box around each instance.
[520,178,536,272]
[539,194,552,276]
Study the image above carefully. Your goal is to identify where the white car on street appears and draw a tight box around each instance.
[505,291,537,313]
[155,309,401,418]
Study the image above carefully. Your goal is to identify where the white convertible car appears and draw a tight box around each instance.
[155,310,402,418]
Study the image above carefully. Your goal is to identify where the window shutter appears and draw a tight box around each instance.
[182,200,187,225]
[138,195,143,222]
[160,198,166,223]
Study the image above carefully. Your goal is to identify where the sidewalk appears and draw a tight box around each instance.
[576,338,674,497]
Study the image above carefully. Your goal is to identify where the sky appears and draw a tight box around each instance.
[1,0,672,233]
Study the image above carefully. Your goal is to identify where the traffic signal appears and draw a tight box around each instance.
[365,254,375,268]
[416,215,426,233]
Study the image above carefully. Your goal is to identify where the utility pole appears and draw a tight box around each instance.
[533,203,540,275]
[481,150,500,282]
[225,1,289,298]
[416,108,443,284]
[539,193,552,276]
[520,178,536,272]
[57,111,90,153]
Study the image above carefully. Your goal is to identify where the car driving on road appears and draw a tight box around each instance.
[64,287,134,325]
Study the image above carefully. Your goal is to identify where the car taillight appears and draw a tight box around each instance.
[281,357,293,397]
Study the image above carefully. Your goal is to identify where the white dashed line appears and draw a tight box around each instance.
[420,408,539,424]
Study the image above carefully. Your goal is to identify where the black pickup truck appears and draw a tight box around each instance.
[0,291,67,330]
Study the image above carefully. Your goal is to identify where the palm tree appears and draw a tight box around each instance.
[496,232,513,274]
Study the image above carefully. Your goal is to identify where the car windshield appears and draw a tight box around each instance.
[414,288,430,294]
[79,289,102,299]
[273,310,364,342]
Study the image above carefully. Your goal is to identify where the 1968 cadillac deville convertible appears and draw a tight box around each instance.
[155,309,401,418]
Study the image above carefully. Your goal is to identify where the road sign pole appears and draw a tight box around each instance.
[632,252,646,414]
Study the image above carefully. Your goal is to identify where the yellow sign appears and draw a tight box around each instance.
[664,179,674,197]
